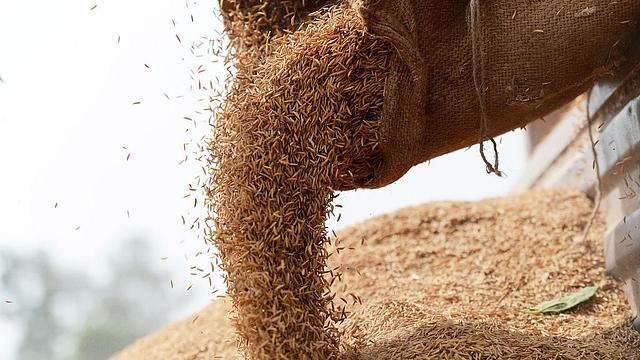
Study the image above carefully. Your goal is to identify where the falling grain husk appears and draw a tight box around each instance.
[206,4,389,359]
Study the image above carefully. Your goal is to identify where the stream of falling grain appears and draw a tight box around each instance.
[206,5,389,359]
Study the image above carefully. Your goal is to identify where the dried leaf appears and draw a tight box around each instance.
[520,286,599,314]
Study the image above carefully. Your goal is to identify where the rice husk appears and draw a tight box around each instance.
[332,188,639,359]
[111,188,640,359]
[206,5,389,359]
[219,0,337,49]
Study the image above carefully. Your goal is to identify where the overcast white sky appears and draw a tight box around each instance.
[0,0,529,357]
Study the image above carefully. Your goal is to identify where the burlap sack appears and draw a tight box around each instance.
[352,0,640,188]
[219,1,640,189]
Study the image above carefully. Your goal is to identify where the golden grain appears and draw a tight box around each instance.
[206,3,389,359]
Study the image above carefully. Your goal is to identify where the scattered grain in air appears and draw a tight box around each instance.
[126,153,131,161]
[5,300,12,304]
[133,101,140,105]
[126,210,130,218]
[90,5,97,10]
[181,215,186,225]
[192,315,199,324]
[160,256,168,260]
[617,156,633,165]
[144,64,150,68]
[598,122,606,129]
[176,34,181,43]
[117,35,120,44]
[170,280,174,289]
[187,284,193,291]
[54,202,58,208]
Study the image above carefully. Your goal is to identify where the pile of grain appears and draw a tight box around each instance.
[205,4,389,359]
[332,189,639,359]
[111,188,640,359]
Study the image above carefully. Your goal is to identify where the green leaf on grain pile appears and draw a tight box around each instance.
[520,286,599,314]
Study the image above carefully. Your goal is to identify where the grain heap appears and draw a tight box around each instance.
[206,4,389,359]
[111,189,640,359]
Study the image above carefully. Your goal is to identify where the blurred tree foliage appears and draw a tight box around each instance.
[0,237,190,360]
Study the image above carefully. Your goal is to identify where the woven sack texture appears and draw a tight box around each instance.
[352,0,640,187]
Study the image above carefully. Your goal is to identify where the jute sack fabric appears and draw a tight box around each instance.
[351,0,640,188]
